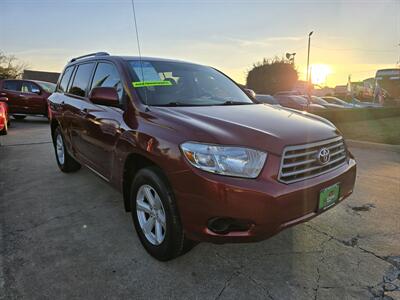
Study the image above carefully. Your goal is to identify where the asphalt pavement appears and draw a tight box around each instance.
[1,117,399,300]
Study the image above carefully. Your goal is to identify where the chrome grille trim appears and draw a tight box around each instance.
[278,136,348,184]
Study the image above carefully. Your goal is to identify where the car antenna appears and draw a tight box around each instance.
[130,0,149,110]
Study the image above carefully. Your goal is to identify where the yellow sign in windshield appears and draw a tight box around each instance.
[132,81,172,88]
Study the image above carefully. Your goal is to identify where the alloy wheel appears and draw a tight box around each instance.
[56,134,65,165]
[136,184,166,245]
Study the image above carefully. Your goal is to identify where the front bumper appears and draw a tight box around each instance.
[168,153,357,243]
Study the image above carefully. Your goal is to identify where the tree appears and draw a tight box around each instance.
[0,51,28,79]
[246,57,298,95]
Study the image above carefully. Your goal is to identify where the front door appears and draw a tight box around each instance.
[21,81,47,114]
[77,62,125,179]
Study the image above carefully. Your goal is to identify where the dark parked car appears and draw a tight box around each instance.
[308,96,346,109]
[0,97,9,135]
[255,94,280,106]
[48,52,356,261]
[322,96,356,108]
[274,94,325,111]
[0,79,56,119]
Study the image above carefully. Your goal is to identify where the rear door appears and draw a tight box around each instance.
[64,63,96,166]
[21,81,47,114]
[0,80,24,114]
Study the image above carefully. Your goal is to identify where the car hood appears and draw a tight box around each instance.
[152,104,340,155]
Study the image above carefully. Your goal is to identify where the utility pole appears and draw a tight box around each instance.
[397,43,400,67]
[306,31,314,109]
[306,31,314,83]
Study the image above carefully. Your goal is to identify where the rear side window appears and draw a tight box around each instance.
[68,63,95,97]
[91,63,123,102]
[59,66,74,93]
[3,80,22,92]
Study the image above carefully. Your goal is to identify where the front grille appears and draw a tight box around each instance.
[278,136,348,184]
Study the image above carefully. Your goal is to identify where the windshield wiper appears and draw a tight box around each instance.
[220,101,253,105]
[154,102,184,107]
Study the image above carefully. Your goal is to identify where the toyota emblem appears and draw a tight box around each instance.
[317,148,331,165]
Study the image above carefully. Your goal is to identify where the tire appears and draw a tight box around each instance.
[13,115,26,120]
[53,126,81,173]
[0,121,7,135]
[130,167,195,261]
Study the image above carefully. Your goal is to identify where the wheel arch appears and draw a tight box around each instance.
[122,152,171,212]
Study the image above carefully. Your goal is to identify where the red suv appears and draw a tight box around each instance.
[0,79,56,119]
[48,52,356,261]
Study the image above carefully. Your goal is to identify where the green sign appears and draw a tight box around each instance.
[132,81,172,88]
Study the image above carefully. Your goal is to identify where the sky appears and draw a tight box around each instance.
[1,0,399,87]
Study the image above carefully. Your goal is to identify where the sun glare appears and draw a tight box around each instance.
[310,64,332,85]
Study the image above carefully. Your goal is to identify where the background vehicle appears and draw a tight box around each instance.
[350,98,383,108]
[255,94,280,106]
[48,53,356,261]
[0,97,9,135]
[322,96,356,108]
[350,81,374,100]
[308,95,346,109]
[0,79,56,119]
[274,94,325,111]
[375,69,400,99]
[323,96,382,108]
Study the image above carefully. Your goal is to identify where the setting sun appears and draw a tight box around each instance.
[310,64,332,85]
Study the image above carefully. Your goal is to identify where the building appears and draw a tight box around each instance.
[22,70,60,84]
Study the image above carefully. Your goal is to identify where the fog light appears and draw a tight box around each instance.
[207,217,251,234]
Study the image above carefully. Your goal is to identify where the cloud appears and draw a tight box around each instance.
[220,36,303,48]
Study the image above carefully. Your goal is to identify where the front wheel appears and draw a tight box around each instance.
[0,121,7,135]
[130,167,195,261]
[53,127,81,172]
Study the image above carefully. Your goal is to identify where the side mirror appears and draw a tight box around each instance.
[0,97,8,102]
[89,87,120,107]
[244,88,256,99]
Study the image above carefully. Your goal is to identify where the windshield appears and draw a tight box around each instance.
[35,81,56,93]
[128,60,253,106]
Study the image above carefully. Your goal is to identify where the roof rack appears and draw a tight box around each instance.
[70,52,110,63]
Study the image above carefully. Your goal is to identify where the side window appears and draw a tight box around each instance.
[3,80,22,92]
[59,66,74,93]
[68,63,95,97]
[21,82,40,94]
[91,63,123,102]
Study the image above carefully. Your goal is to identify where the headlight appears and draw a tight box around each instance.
[180,142,267,178]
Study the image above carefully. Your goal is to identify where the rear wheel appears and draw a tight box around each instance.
[53,127,81,172]
[130,167,195,261]
[13,115,26,120]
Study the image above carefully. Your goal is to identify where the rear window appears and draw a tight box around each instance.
[68,63,95,97]
[58,67,74,93]
[3,80,22,92]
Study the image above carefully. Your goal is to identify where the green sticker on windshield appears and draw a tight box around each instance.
[132,81,172,88]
